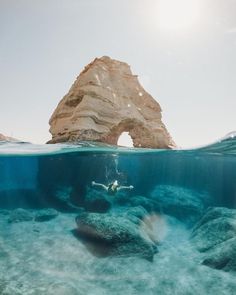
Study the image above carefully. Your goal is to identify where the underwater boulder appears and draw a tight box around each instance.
[120,205,153,228]
[191,207,236,252]
[192,207,236,233]
[123,206,159,245]
[124,205,149,221]
[191,207,236,273]
[51,186,84,212]
[121,195,160,213]
[8,208,59,223]
[84,188,112,213]
[191,217,236,252]
[34,208,59,222]
[114,194,161,214]
[130,196,160,213]
[8,208,34,223]
[201,237,236,273]
[84,197,111,213]
[75,211,158,261]
[150,185,210,222]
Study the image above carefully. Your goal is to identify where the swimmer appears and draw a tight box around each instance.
[91,180,134,196]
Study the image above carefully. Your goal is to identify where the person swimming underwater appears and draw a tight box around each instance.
[91,180,134,196]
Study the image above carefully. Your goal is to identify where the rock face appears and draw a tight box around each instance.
[48,56,175,148]
[0,133,17,141]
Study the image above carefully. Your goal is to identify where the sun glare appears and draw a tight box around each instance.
[158,0,201,30]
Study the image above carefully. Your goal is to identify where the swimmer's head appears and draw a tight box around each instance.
[113,180,118,187]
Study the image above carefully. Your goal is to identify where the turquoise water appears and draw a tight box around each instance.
[0,133,236,294]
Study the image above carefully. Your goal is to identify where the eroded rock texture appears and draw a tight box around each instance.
[48,56,175,148]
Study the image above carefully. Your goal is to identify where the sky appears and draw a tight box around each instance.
[0,0,235,148]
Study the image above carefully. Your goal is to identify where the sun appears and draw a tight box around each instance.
[158,0,201,30]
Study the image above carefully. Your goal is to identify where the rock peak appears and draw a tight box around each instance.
[48,56,175,148]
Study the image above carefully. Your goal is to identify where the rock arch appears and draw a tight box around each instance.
[117,132,133,147]
[48,56,175,149]
[103,119,156,148]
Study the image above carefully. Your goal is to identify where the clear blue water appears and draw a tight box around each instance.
[0,133,236,294]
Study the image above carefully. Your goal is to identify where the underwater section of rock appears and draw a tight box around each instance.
[48,56,175,148]
[75,207,158,261]
[7,208,59,223]
[191,207,236,273]
[150,185,212,223]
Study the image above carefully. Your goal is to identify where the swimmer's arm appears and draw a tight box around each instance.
[91,181,108,190]
[117,185,134,191]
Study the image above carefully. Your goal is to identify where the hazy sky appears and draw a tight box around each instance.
[0,0,235,147]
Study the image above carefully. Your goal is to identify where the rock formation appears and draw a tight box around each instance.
[75,207,158,261]
[0,133,17,141]
[191,207,236,273]
[48,56,175,148]
[150,185,212,223]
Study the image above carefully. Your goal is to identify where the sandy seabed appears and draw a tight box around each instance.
[0,212,236,295]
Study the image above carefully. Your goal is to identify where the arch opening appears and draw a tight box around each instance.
[117,132,134,147]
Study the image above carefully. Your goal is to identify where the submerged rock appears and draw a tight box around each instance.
[115,195,160,214]
[191,207,236,273]
[192,217,236,252]
[8,208,34,223]
[38,185,84,213]
[150,185,211,222]
[192,207,236,233]
[48,56,175,148]
[124,205,150,222]
[191,207,236,252]
[84,188,112,213]
[75,209,158,261]
[123,206,159,245]
[53,186,83,212]
[7,208,59,223]
[34,208,59,222]
[202,237,236,272]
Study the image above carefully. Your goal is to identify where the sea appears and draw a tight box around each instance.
[0,132,235,295]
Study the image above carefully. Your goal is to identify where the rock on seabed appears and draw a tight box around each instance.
[75,208,158,261]
[191,207,236,273]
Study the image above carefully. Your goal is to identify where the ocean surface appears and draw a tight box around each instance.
[0,133,236,295]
